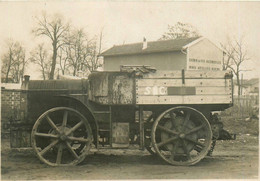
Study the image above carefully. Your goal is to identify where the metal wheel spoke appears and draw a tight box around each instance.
[182,140,192,160]
[170,140,179,161]
[56,144,63,164]
[169,111,176,128]
[184,137,204,147]
[185,125,204,135]
[183,111,191,126]
[68,136,90,143]
[65,142,79,159]
[39,140,59,156]
[65,121,84,136]
[157,136,178,147]
[46,115,60,134]
[62,111,68,128]
[194,145,203,153]
[35,132,58,138]
[157,125,179,135]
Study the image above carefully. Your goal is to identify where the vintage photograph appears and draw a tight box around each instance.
[1,1,259,180]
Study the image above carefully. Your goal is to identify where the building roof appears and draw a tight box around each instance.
[100,37,201,57]
[234,78,259,87]
[1,83,21,90]
[243,78,259,86]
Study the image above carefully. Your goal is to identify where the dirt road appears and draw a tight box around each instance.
[1,133,258,180]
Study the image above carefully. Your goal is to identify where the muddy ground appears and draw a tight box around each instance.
[1,114,259,180]
[1,132,258,180]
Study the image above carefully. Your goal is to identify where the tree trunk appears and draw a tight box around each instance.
[5,66,11,83]
[236,73,241,95]
[42,67,46,80]
[5,51,12,83]
[73,66,76,76]
[20,59,25,83]
[49,42,57,80]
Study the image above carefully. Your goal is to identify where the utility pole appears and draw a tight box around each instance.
[240,73,243,118]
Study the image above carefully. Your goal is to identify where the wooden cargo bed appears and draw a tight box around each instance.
[88,70,233,106]
[136,70,232,105]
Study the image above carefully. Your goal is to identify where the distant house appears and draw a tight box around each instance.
[1,81,22,134]
[100,37,224,71]
[234,78,259,96]
[1,78,22,90]
[1,77,16,83]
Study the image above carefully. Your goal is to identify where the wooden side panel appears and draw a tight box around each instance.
[136,95,232,104]
[137,86,232,95]
[136,79,232,87]
[142,70,232,79]
[88,72,134,105]
[136,71,232,105]
[109,74,134,104]
[92,74,108,96]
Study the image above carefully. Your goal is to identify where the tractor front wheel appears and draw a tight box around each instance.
[31,107,93,166]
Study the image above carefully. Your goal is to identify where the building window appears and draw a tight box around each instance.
[206,60,221,64]
[198,66,210,70]
[189,66,196,69]
[211,67,220,71]
[190,58,221,64]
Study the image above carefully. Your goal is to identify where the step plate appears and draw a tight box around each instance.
[112,122,129,148]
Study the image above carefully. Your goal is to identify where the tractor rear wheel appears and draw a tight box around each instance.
[151,106,212,166]
[31,107,93,166]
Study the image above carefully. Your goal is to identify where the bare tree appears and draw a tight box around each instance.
[63,28,103,76]
[64,28,86,76]
[1,40,27,83]
[83,29,103,72]
[32,12,70,79]
[1,40,15,83]
[11,44,26,83]
[57,47,69,75]
[221,42,235,71]
[29,43,50,80]
[222,37,250,95]
[160,22,200,40]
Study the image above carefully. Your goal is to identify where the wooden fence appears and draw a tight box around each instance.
[223,95,259,118]
[234,95,258,106]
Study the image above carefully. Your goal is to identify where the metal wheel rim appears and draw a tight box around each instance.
[31,107,93,166]
[151,106,212,166]
[145,146,156,155]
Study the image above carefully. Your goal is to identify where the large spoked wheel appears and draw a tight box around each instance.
[31,107,93,166]
[151,106,212,166]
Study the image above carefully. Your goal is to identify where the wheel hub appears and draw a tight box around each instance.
[161,116,198,153]
[179,133,185,139]
[60,134,68,141]
[50,126,72,144]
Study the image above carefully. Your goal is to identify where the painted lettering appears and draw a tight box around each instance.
[144,86,167,95]
[144,87,152,95]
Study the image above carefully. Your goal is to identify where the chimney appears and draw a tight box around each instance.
[21,75,30,90]
[24,75,30,82]
[142,37,147,50]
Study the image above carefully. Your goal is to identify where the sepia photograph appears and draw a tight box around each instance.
[1,1,259,180]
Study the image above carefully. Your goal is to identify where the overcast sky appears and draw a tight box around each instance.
[1,1,260,79]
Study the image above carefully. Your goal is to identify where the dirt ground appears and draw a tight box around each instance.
[1,132,258,180]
